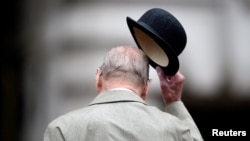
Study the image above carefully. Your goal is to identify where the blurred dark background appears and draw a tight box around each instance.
[2,0,250,141]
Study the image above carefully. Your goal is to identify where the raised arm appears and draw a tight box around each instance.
[156,66,203,141]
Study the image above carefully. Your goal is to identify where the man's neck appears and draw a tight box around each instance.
[104,84,142,96]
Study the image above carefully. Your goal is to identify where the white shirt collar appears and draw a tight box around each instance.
[110,88,134,93]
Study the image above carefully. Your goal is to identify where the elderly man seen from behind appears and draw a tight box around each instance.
[44,45,203,141]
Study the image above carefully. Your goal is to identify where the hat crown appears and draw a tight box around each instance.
[138,8,186,55]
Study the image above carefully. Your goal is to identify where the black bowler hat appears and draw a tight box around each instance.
[126,8,187,76]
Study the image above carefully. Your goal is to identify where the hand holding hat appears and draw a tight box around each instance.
[156,66,184,105]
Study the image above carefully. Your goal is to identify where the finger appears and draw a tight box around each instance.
[168,72,185,90]
[173,71,185,83]
[156,66,165,81]
[167,71,183,82]
[166,76,173,82]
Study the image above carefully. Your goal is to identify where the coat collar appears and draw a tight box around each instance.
[88,90,147,106]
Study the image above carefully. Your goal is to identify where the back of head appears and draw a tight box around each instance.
[100,46,149,87]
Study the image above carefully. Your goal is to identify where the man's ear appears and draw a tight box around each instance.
[96,68,103,93]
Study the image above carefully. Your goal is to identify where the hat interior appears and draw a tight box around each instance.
[133,27,169,67]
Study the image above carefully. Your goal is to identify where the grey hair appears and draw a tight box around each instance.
[100,46,149,87]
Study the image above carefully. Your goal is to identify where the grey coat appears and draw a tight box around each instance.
[44,90,203,141]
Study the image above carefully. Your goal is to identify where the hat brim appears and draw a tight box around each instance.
[126,17,179,76]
